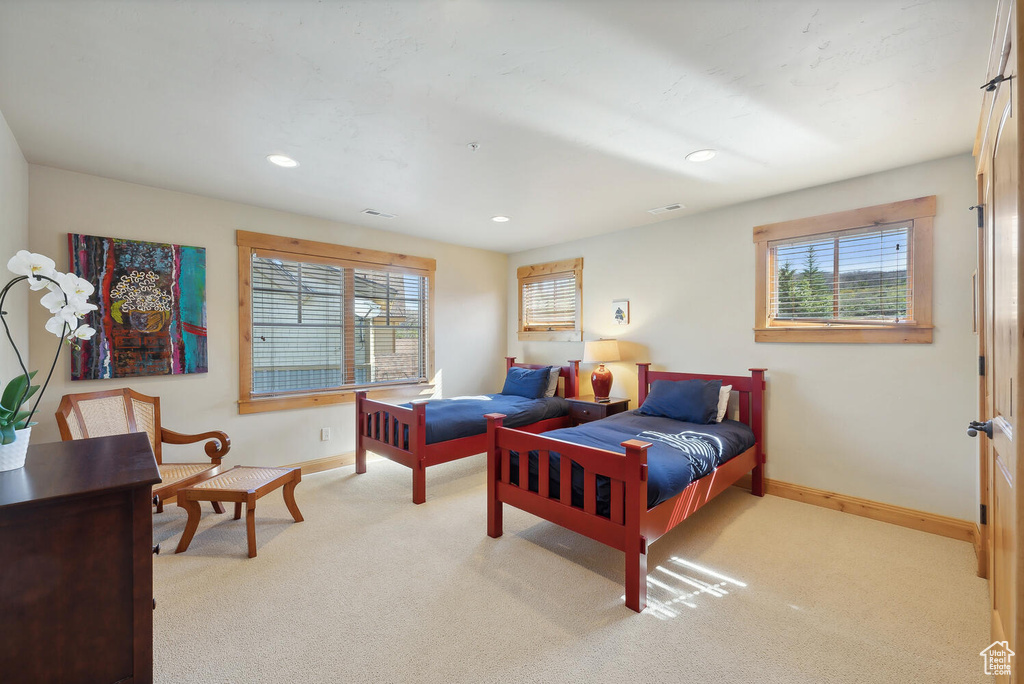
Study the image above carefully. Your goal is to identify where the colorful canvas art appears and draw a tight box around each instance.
[68,234,207,379]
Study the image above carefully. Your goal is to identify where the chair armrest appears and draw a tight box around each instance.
[160,428,231,465]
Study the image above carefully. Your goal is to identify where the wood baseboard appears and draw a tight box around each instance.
[735,475,976,544]
[283,451,359,475]
[974,523,988,579]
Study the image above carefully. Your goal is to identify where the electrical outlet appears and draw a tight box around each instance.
[320,428,331,441]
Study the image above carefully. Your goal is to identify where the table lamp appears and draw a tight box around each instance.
[583,339,620,402]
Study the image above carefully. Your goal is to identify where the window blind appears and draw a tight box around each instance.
[522,273,577,330]
[769,222,912,323]
[251,254,428,396]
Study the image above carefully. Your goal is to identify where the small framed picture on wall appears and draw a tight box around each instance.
[612,299,629,325]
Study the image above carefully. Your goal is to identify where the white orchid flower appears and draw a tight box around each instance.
[39,289,67,314]
[56,272,94,299]
[68,297,98,316]
[7,250,56,290]
[68,324,96,341]
[44,310,76,337]
[46,271,71,293]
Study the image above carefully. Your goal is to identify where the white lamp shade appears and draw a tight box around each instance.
[582,339,620,364]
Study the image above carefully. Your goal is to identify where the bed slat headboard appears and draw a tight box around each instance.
[505,357,580,398]
[636,363,766,457]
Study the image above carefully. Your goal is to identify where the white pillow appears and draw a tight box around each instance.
[544,367,560,398]
[716,385,732,422]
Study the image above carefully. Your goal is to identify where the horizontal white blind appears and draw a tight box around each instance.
[352,268,428,386]
[522,273,577,330]
[769,223,912,323]
[251,255,427,396]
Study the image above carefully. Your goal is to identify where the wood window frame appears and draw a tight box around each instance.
[517,257,583,342]
[237,230,436,414]
[753,196,935,344]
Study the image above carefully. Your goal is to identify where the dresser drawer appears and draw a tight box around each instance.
[567,397,629,425]
[570,403,606,423]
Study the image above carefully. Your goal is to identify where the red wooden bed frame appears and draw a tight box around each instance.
[485,364,766,612]
[355,357,580,504]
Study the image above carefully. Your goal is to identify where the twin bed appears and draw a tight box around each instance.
[355,359,766,613]
[485,364,766,612]
[355,357,579,504]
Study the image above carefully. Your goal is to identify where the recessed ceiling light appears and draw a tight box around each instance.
[267,154,299,168]
[491,216,510,223]
[685,149,717,162]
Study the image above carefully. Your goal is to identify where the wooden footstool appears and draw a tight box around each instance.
[174,466,303,558]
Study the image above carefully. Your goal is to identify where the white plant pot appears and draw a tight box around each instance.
[0,426,31,472]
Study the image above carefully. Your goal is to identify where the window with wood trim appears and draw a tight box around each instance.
[517,258,583,342]
[237,231,435,413]
[753,196,935,343]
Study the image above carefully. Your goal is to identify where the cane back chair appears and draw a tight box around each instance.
[56,388,231,513]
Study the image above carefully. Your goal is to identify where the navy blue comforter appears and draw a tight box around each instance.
[397,394,569,445]
[510,411,756,513]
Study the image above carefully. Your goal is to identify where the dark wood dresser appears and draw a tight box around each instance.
[0,433,160,684]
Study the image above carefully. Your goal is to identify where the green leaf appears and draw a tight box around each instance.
[1,371,38,411]
[0,422,15,446]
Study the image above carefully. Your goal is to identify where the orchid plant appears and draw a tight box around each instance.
[0,250,97,444]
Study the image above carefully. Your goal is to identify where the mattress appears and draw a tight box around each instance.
[509,410,756,513]
[371,394,569,446]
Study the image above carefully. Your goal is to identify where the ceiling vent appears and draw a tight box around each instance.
[362,209,397,219]
[647,203,685,216]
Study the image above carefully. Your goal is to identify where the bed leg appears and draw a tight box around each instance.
[751,463,765,497]
[487,497,503,538]
[486,413,505,538]
[355,391,367,474]
[412,462,426,504]
[622,439,650,612]
[355,442,366,475]
[625,537,648,613]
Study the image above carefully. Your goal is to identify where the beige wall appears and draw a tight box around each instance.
[28,165,508,466]
[508,154,979,521]
[0,109,29,389]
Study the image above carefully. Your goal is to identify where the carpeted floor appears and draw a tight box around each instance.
[152,456,989,683]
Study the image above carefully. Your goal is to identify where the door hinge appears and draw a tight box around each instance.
[980,356,986,377]
[969,204,985,229]
[981,74,1015,91]
[981,503,988,526]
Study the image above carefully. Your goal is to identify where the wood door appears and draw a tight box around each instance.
[980,4,1019,677]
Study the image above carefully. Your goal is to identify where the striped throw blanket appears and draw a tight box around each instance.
[636,430,724,477]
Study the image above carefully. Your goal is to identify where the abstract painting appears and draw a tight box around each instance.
[68,233,207,379]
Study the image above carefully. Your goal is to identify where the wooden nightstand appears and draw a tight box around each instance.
[567,396,630,426]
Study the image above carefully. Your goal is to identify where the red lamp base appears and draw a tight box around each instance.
[591,364,613,401]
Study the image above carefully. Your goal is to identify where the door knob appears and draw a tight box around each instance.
[968,420,993,438]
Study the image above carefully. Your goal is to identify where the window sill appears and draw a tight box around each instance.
[518,330,583,342]
[239,382,435,414]
[754,325,933,344]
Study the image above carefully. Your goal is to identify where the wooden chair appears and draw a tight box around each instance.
[55,388,231,513]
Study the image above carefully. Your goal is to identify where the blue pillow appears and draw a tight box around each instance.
[501,366,553,399]
[638,379,722,424]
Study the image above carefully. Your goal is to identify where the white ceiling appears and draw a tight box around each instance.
[0,1,995,253]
